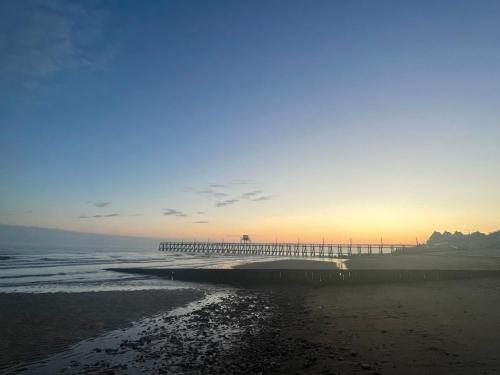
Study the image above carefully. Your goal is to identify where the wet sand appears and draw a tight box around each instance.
[0,289,204,371]
[3,254,500,374]
[17,289,273,374]
[235,259,341,269]
[233,251,500,271]
[226,276,500,375]
[347,251,500,269]
[229,256,500,374]
[11,276,499,375]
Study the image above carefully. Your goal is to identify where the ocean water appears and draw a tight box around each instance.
[0,242,344,293]
[0,243,250,293]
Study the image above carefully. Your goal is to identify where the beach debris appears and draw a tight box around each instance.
[360,362,371,370]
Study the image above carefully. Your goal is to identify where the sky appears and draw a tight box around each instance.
[1,0,500,243]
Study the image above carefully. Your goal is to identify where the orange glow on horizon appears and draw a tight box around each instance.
[66,215,499,245]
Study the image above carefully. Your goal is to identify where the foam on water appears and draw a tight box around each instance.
[0,243,344,293]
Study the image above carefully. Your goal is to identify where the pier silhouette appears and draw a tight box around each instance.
[158,241,413,258]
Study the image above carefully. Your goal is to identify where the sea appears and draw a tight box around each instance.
[0,242,344,294]
[0,242,261,293]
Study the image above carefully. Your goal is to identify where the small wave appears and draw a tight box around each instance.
[0,256,11,260]
[40,257,67,261]
[0,272,67,279]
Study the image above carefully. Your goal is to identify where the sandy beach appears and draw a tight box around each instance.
[235,258,341,269]
[293,277,500,374]
[347,251,500,270]
[232,255,500,374]
[0,289,204,372]
[2,254,500,374]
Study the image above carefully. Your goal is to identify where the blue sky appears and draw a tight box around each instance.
[1,0,500,241]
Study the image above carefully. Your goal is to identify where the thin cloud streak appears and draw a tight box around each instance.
[197,188,227,199]
[229,179,255,185]
[79,213,119,219]
[162,208,187,217]
[181,180,269,211]
[215,199,239,208]
[4,210,33,216]
[93,202,110,208]
[251,196,271,201]
[240,190,263,199]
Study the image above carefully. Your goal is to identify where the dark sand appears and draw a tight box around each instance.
[0,288,203,371]
[224,276,500,375]
[233,250,500,271]
[227,256,500,374]
[3,254,500,374]
[347,251,500,269]
[21,276,498,375]
[74,262,498,374]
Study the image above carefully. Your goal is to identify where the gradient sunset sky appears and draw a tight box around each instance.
[1,0,499,243]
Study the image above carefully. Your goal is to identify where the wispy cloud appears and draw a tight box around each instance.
[5,210,33,216]
[240,190,263,199]
[215,199,239,208]
[87,201,110,208]
[251,196,271,201]
[79,213,119,219]
[229,179,255,185]
[197,211,205,215]
[197,188,227,199]
[194,220,209,224]
[162,208,187,217]
[0,0,109,86]
[186,180,270,209]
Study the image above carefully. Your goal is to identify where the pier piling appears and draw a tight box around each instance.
[158,241,414,258]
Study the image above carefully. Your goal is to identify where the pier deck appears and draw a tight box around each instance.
[158,241,413,258]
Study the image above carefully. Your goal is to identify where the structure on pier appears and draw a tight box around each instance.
[240,234,251,244]
[158,241,412,258]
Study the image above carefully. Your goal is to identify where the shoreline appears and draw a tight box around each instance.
[109,267,500,288]
[3,253,500,374]
[235,252,500,271]
[234,258,342,269]
[12,288,276,374]
[7,276,500,374]
[0,288,204,371]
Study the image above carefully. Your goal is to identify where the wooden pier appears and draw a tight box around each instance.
[158,241,412,258]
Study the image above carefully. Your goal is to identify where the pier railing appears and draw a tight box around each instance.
[158,241,413,258]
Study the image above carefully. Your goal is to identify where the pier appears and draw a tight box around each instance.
[158,241,413,258]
